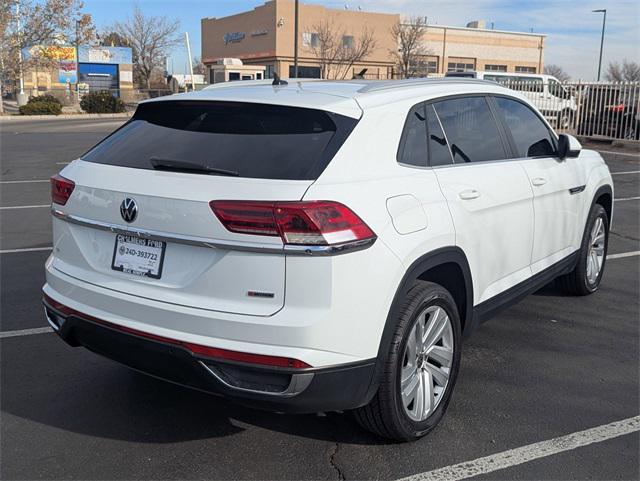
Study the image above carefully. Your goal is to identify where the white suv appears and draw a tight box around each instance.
[44,78,613,441]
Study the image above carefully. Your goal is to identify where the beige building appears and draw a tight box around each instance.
[201,0,545,80]
[419,21,544,75]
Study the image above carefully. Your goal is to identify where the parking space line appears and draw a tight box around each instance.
[0,327,53,339]
[607,251,640,260]
[614,196,640,202]
[596,150,640,158]
[0,179,49,184]
[398,415,640,481]
[0,204,50,210]
[0,247,53,254]
[611,171,640,175]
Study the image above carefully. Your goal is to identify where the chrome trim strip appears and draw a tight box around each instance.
[51,208,376,256]
[199,361,314,397]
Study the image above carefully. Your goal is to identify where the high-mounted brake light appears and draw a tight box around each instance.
[50,174,75,206]
[209,200,376,246]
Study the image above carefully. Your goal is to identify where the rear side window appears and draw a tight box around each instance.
[433,97,507,163]
[81,101,358,180]
[397,104,428,167]
[425,105,453,166]
[493,97,557,158]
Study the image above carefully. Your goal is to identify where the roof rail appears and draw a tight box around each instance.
[203,78,325,91]
[357,77,502,93]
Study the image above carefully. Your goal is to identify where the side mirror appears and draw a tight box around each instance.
[558,134,581,159]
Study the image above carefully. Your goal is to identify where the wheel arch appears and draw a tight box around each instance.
[364,247,473,403]
[592,184,613,227]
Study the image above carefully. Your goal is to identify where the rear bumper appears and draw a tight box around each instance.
[43,296,377,414]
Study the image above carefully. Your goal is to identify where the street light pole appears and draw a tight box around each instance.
[293,0,299,78]
[592,9,606,81]
[75,19,80,101]
[16,1,27,105]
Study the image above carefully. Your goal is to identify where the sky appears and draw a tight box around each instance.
[82,0,640,80]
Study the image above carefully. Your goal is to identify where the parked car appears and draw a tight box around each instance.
[445,70,578,129]
[577,84,640,140]
[44,78,613,441]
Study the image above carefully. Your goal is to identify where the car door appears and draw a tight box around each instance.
[430,96,535,305]
[491,95,588,275]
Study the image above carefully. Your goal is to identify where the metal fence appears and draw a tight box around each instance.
[482,79,640,141]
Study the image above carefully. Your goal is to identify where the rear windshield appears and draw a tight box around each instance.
[81,101,358,180]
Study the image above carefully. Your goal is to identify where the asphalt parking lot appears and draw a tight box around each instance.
[1,118,638,480]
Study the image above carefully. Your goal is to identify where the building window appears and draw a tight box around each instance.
[228,72,240,81]
[289,65,321,78]
[515,66,536,73]
[342,35,354,48]
[413,57,438,76]
[302,32,319,48]
[485,64,507,72]
[447,62,475,72]
[265,65,274,79]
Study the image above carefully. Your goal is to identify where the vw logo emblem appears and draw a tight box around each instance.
[120,197,138,223]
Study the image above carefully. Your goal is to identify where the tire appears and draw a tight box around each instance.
[353,281,462,441]
[558,204,609,296]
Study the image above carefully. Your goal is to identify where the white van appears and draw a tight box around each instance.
[445,71,577,128]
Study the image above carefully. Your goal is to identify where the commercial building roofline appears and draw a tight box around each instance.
[402,23,547,37]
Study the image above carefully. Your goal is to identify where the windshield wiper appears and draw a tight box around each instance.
[150,158,239,177]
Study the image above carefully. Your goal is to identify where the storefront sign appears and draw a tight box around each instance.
[223,32,245,44]
[22,45,77,84]
[251,29,268,37]
[78,46,133,64]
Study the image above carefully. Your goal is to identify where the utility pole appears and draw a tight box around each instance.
[75,19,80,101]
[16,1,27,106]
[185,32,195,91]
[293,0,299,78]
[593,9,606,81]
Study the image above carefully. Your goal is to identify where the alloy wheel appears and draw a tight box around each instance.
[586,216,605,285]
[400,305,454,422]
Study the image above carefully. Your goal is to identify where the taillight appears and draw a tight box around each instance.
[607,103,625,112]
[210,200,376,246]
[50,174,75,206]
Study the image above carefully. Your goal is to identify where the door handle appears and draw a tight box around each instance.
[458,189,481,200]
[532,177,548,186]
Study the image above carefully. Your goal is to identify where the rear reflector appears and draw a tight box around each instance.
[210,200,376,246]
[51,174,75,206]
[42,293,311,369]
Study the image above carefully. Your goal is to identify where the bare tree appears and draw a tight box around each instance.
[544,64,570,82]
[1,0,94,85]
[605,59,640,82]
[112,6,180,89]
[192,56,205,75]
[391,16,431,79]
[307,17,376,80]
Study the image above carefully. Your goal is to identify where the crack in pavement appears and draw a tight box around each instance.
[329,442,346,481]
[610,230,640,242]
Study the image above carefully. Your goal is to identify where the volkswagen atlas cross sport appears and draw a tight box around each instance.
[44,78,613,441]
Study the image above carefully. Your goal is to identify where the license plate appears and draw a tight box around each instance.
[111,234,166,279]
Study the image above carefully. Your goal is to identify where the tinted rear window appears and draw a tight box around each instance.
[81,101,358,180]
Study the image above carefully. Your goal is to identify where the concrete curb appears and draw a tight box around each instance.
[0,112,133,121]
[612,139,640,149]
[577,135,640,151]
